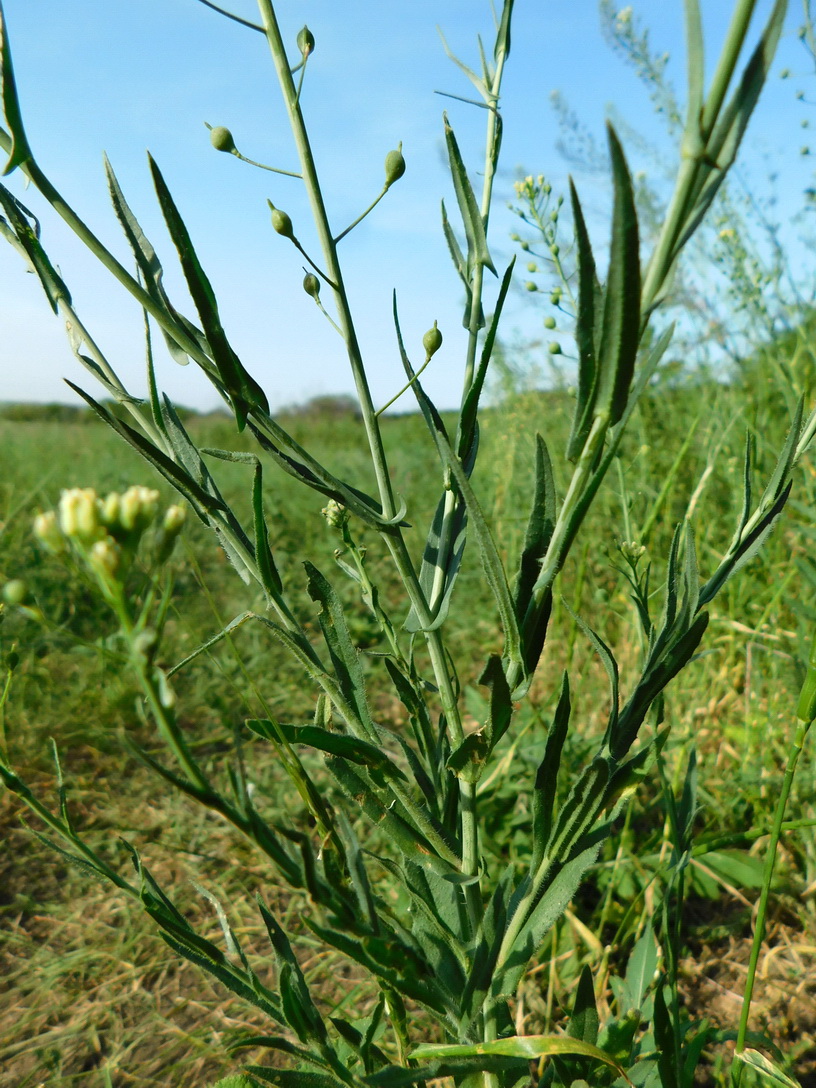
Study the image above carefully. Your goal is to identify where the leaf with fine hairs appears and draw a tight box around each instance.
[410,1033,628,1081]
[257,898,328,1045]
[446,655,512,782]
[622,924,658,1013]
[246,720,406,781]
[733,1048,800,1088]
[403,487,468,633]
[245,1071,346,1088]
[569,964,600,1045]
[251,459,282,597]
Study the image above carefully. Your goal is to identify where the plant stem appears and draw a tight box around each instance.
[734,715,812,1068]
[255,0,397,521]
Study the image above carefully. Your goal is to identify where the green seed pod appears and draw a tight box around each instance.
[526,261,538,273]
[544,316,556,329]
[297,25,315,57]
[384,143,406,188]
[550,288,562,305]
[2,579,28,606]
[548,341,562,355]
[303,273,321,298]
[549,243,560,257]
[269,203,295,239]
[422,321,442,358]
[525,281,538,292]
[209,126,236,154]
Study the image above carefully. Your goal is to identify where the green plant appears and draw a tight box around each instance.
[0,2,812,1086]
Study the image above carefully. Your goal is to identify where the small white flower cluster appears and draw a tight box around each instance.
[33,486,186,579]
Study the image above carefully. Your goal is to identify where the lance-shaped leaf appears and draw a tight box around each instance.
[0,184,70,311]
[326,758,461,880]
[410,1033,627,1081]
[0,3,33,175]
[514,434,557,683]
[251,459,282,596]
[441,199,483,329]
[531,671,571,873]
[447,655,512,783]
[149,154,269,429]
[458,863,515,1030]
[246,719,406,782]
[105,155,207,368]
[246,1071,347,1088]
[457,258,515,459]
[403,488,468,633]
[305,562,379,744]
[566,178,602,460]
[594,124,640,426]
[491,842,603,1003]
[257,898,329,1045]
[444,113,496,275]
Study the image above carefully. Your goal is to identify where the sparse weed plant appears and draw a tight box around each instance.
[1,2,815,1087]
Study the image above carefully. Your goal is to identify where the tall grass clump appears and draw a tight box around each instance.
[0,2,814,1085]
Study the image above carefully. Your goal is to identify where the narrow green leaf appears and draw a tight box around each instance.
[494,842,602,1001]
[736,1050,800,1088]
[566,177,601,460]
[459,863,515,1029]
[0,3,33,175]
[457,257,515,459]
[531,672,571,873]
[65,381,224,519]
[441,199,482,329]
[257,898,328,1044]
[404,489,467,633]
[252,461,282,596]
[446,655,512,782]
[595,124,640,426]
[148,154,269,429]
[247,720,405,781]
[305,562,378,743]
[410,1033,627,1079]
[443,113,496,275]
[0,184,70,311]
[623,924,658,1012]
[568,964,599,1045]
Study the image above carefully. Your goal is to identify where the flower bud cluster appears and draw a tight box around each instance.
[321,499,348,530]
[34,487,187,581]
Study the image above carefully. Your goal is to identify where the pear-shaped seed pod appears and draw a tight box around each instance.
[303,273,320,298]
[384,143,406,188]
[297,25,315,57]
[422,321,442,358]
[270,204,295,239]
[2,579,28,606]
[210,126,236,154]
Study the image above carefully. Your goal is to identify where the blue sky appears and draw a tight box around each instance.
[0,1,813,413]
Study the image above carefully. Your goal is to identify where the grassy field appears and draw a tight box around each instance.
[2,348,816,1086]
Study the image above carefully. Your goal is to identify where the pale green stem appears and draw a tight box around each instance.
[734,716,812,1071]
[255,0,397,521]
[335,185,388,244]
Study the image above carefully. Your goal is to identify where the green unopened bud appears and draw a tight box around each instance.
[89,537,121,578]
[549,243,560,257]
[422,321,442,358]
[297,25,315,57]
[100,492,121,530]
[269,203,295,239]
[322,500,347,530]
[384,143,406,188]
[33,511,66,553]
[550,288,562,305]
[544,316,556,329]
[59,488,101,543]
[120,486,160,532]
[303,273,320,298]
[3,579,28,606]
[548,341,562,355]
[620,540,646,563]
[162,505,187,537]
[209,125,236,154]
